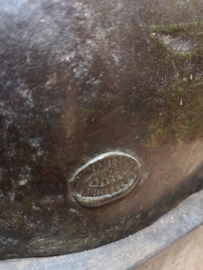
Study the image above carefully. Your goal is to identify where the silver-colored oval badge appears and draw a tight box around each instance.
[70,152,140,207]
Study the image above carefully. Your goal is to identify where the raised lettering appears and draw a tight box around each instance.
[99,189,104,196]
[89,189,96,196]
[71,152,140,207]
[82,189,88,196]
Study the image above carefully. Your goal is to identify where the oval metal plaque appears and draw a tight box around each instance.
[70,152,140,207]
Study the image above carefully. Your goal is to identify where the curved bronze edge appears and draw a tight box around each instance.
[2,189,203,270]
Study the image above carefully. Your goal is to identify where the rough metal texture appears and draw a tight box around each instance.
[1,0,203,259]
[1,189,203,270]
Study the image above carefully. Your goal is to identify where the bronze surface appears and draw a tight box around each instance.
[0,0,203,259]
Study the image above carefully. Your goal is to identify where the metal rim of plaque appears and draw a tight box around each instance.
[70,152,141,207]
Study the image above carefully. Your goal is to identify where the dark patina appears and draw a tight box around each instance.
[0,0,203,260]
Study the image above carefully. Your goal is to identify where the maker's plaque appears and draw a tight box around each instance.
[70,152,140,207]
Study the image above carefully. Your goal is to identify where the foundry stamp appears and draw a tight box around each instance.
[70,152,140,207]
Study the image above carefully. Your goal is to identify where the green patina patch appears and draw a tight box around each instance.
[143,22,203,148]
[149,21,203,56]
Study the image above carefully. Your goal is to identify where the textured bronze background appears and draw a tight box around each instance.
[70,152,140,207]
[1,0,203,260]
